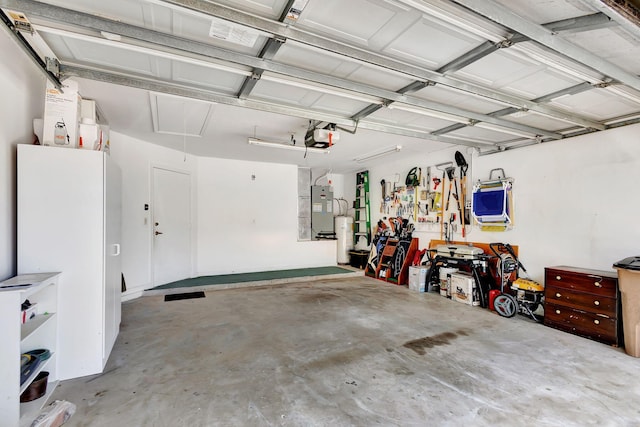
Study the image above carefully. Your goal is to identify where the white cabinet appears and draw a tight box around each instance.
[17,144,122,380]
[0,272,60,427]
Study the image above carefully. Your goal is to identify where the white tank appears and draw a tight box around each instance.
[335,216,354,264]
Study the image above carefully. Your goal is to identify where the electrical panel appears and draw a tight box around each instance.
[311,185,334,240]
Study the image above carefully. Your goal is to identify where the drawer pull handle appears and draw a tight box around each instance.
[555,309,561,314]
[594,282,602,288]
[555,293,562,298]
[594,319,600,325]
[556,275,561,281]
[594,300,600,306]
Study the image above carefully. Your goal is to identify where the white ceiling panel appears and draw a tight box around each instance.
[369,107,461,130]
[250,79,373,116]
[343,66,416,92]
[250,79,322,107]
[412,86,506,114]
[273,42,360,77]
[550,88,640,120]
[454,49,543,89]
[504,112,573,132]
[203,0,289,20]
[171,62,247,95]
[384,14,484,69]
[40,0,153,27]
[503,68,584,99]
[492,0,597,24]
[40,33,160,77]
[564,27,640,75]
[447,125,521,144]
[171,9,267,55]
[150,92,215,137]
[296,0,400,46]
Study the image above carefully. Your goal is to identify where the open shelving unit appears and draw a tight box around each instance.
[0,272,61,426]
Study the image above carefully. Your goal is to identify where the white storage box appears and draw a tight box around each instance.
[408,266,428,292]
[43,79,81,148]
[439,267,458,297]
[451,272,479,306]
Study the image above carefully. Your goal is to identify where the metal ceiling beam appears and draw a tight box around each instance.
[350,81,430,121]
[236,36,285,99]
[452,0,640,92]
[60,64,497,149]
[542,13,615,34]
[576,0,640,40]
[26,18,564,138]
[150,0,603,127]
[236,0,294,100]
[437,41,501,74]
[0,9,61,88]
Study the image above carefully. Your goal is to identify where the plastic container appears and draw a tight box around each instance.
[613,257,640,357]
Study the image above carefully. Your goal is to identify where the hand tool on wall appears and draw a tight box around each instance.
[435,162,453,240]
[455,151,469,233]
[380,179,386,213]
[444,166,455,212]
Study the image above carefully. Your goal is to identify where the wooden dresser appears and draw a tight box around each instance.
[544,266,621,347]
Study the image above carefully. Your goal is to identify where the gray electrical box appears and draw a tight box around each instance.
[311,185,334,240]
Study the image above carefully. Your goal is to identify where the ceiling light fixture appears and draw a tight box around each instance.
[354,145,402,163]
[247,137,329,154]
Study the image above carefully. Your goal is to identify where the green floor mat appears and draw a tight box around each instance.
[149,266,354,290]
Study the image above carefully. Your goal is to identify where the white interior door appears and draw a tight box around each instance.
[152,167,191,286]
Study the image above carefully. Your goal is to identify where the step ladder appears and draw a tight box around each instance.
[354,170,371,246]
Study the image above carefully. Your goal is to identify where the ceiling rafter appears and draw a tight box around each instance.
[60,63,498,149]
[23,8,568,139]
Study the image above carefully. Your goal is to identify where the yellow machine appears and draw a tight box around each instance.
[490,243,544,322]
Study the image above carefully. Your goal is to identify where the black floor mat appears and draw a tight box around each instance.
[164,291,205,302]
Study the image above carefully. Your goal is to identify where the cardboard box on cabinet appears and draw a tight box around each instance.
[42,79,81,148]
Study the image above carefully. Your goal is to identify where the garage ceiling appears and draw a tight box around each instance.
[2,0,640,172]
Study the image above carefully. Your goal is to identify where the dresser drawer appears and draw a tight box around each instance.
[544,302,617,346]
[545,285,617,317]
[545,267,617,297]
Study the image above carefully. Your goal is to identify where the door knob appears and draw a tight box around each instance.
[155,231,163,235]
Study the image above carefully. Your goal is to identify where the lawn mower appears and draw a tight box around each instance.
[489,243,544,322]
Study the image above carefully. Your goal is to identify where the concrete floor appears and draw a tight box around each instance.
[51,277,640,426]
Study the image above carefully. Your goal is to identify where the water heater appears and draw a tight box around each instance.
[335,216,354,264]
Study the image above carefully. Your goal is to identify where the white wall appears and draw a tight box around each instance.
[349,124,640,283]
[109,132,199,298]
[0,30,46,281]
[111,134,336,296]
[472,124,640,281]
[197,158,336,275]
